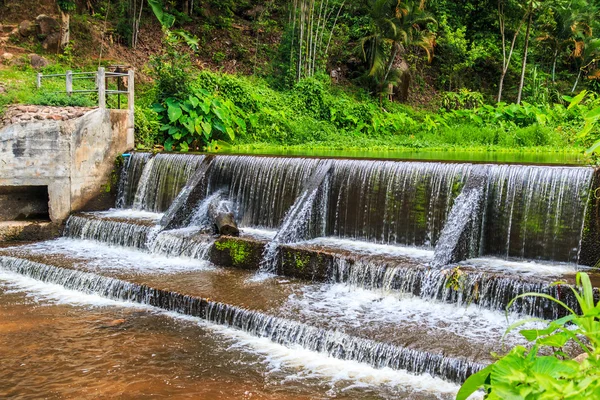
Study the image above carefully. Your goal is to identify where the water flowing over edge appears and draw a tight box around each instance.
[0,255,485,384]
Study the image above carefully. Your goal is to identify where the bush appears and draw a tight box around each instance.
[458,272,600,400]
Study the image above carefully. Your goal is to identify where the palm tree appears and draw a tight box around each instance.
[360,0,436,102]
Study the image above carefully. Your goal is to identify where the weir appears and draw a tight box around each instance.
[1,151,599,396]
[0,256,483,384]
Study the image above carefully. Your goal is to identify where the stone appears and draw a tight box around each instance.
[35,15,60,38]
[42,32,61,53]
[1,52,14,62]
[0,86,6,94]
[18,20,34,37]
[574,353,589,363]
[29,54,49,69]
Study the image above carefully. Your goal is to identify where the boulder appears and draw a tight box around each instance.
[18,20,34,37]
[1,53,14,62]
[42,32,61,53]
[29,54,49,69]
[35,15,60,38]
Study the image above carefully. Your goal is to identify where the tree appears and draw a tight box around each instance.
[516,0,536,104]
[57,0,75,49]
[497,0,526,102]
[360,0,436,102]
[287,0,346,81]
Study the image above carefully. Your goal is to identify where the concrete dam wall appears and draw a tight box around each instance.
[0,106,133,240]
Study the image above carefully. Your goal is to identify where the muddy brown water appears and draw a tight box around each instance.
[0,284,450,400]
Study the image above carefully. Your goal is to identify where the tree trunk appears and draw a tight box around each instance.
[572,69,582,93]
[516,7,533,104]
[552,48,558,83]
[213,213,239,236]
[208,200,239,236]
[497,70,507,103]
[59,10,70,49]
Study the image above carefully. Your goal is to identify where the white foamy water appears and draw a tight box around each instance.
[0,269,144,308]
[92,208,165,221]
[299,237,434,260]
[239,227,278,241]
[464,257,579,277]
[0,267,470,399]
[214,324,466,399]
[7,238,213,274]
[287,283,541,346]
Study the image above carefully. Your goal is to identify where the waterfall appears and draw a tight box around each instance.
[0,256,485,384]
[325,161,472,247]
[64,215,154,250]
[207,156,321,228]
[116,152,152,208]
[260,160,333,273]
[479,165,593,263]
[121,153,205,212]
[433,167,489,267]
[328,257,578,320]
[150,229,214,259]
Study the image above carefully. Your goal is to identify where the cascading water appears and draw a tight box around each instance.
[2,152,598,396]
[477,165,594,263]
[64,215,154,250]
[116,152,152,208]
[207,156,321,228]
[328,256,578,319]
[259,160,333,274]
[0,256,484,384]
[325,161,472,247]
[122,154,205,212]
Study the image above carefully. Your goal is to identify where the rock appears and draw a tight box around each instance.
[29,54,49,69]
[35,15,60,38]
[18,20,34,37]
[1,52,14,62]
[42,32,61,53]
[0,85,6,94]
[574,353,589,363]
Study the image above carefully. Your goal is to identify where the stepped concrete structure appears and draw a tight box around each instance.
[0,106,133,240]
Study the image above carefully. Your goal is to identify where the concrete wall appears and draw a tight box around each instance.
[0,108,132,224]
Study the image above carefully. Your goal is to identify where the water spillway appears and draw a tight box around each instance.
[1,151,599,398]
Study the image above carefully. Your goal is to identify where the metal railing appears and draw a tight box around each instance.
[35,67,135,146]
[36,67,134,111]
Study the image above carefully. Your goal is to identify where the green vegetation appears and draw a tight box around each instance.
[138,69,593,155]
[458,272,600,399]
[214,239,251,267]
[2,0,600,157]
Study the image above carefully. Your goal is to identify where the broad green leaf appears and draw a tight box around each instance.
[456,364,493,400]
[568,90,588,110]
[148,0,175,28]
[213,120,226,133]
[164,137,174,151]
[586,139,600,154]
[188,95,199,108]
[151,103,166,113]
[537,332,570,348]
[584,106,600,122]
[179,141,189,152]
[226,126,235,141]
[167,103,182,123]
[201,121,212,136]
[180,101,191,113]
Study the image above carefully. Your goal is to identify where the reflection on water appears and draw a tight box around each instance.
[210,148,586,165]
[0,279,459,399]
